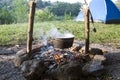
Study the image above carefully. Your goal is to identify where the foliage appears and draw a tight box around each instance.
[36,0,51,9]
[0,0,82,24]
[64,12,73,20]
[12,0,29,23]
[0,0,15,24]
[0,0,29,24]
[47,2,81,16]
[35,9,55,22]
[0,21,120,47]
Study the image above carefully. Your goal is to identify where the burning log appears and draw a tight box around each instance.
[53,54,62,64]
[70,45,82,52]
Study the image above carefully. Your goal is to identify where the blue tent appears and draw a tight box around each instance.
[76,0,120,24]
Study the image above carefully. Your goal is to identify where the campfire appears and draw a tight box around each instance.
[14,39,106,80]
[14,1,107,80]
[14,17,106,80]
[34,43,82,64]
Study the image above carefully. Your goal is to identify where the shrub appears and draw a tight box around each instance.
[0,8,15,24]
[64,12,73,20]
[35,9,55,22]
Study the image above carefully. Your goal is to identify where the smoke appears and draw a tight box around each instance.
[45,27,74,38]
[39,27,74,45]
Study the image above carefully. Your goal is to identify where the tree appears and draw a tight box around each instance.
[12,0,29,23]
[36,0,51,9]
[0,0,15,24]
[35,9,55,22]
[47,2,81,16]
[0,0,29,24]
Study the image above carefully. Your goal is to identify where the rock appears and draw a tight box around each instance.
[93,55,106,64]
[88,48,104,60]
[7,45,21,53]
[14,49,29,67]
[82,60,104,76]
[0,50,14,55]
[89,48,103,55]
[14,44,42,67]
[20,59,48,80]
[51,61,83,80]
[88,54,94,59]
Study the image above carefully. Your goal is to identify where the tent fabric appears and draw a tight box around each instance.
[76,0,120,24]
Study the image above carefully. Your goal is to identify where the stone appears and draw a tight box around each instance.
[7,45,21,53]
[93,55,106,63]
[82,60,104,76]
[20,59,48,80]
[89,48,103,55]
[0,50,14,55]
[50,61,83,80]
[14,49,29,67]
[94,55,107,65]
[14,44,42,67]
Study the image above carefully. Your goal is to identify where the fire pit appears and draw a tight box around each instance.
[14,41,106,80]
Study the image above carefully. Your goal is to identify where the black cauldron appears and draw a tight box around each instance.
[53,37,74,49]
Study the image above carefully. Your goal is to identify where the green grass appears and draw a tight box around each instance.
[0,20,120,46]
[0,23,28,46]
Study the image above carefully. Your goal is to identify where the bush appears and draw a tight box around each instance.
[0,8,15,24]
[0,0,15,24]
[0,0,28,24]
[35,9,55,22]
[64,12,73,20]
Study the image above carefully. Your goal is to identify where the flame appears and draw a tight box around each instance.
[53,54,61,64]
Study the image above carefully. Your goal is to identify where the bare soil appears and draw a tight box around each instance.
[0,41,120,80]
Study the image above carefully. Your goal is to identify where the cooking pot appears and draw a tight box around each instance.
[53,37,74,49]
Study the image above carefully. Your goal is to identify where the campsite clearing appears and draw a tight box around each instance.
[0,21,120,47]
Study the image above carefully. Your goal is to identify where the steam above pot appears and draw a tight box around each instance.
[55,33,74,38]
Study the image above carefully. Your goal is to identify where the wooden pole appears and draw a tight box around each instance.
[84,6,90,54]
[27,1,36,55]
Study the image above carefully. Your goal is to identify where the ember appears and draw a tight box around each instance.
[33,43,83,65]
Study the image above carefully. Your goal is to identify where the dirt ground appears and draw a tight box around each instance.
[0,41,120,80]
